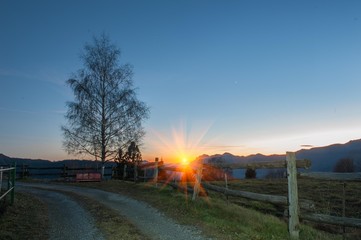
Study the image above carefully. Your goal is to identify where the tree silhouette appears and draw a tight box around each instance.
[245,168,256,179]
[333,158,355,173]
[62,34,149,175]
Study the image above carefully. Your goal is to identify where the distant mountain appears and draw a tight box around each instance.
[200,139,361,173]
[296,139,361,172]
[0,153,117,179]
[0,153,115,168]
[0,153,50,166]
[3,138,361,175]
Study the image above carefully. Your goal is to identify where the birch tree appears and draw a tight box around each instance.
[62,35,149,174]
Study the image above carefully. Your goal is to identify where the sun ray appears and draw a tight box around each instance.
[147,119,214,163]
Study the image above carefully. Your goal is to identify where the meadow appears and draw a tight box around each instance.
[68,179,351,239]
[2,177,359,239]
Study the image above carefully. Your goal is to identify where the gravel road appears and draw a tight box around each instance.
[17,186,104,240]
[17,182,208,240]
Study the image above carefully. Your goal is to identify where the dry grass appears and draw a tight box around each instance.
[12,177,355,239]
[68,180,342,240]
[0,192,49,240]
[61,191,150,240]
[0,184,149,240]
[218,178,361,218]
[209,178,361,239]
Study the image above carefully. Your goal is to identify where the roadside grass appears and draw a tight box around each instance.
[11,179,150,240]
[0,192,48,240]
[60,190,150,240]
[217,178,361,218]
[68,180,342,240]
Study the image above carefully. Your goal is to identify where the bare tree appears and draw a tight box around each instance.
[62,34,149,176]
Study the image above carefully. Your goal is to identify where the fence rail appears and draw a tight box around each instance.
[209,159,311,169]
[201,182,315,211]
[12,164,113,179]
[302,213,361,228]
[0,164,16,205]
[149,152,361,239]
[300,172,361,181]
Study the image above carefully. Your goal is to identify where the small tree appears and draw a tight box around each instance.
[115,141,142,180]
[333,158,355,173]
[265,169,286,179]
[62,34,149,177]
[245,168,256,179]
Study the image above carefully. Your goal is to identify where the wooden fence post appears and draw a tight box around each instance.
[143,167,147,182]
[0,167,3,190]
[225,172,229,203]
[134,162,138,183]
[21,163,25,179]
[225,173,228,189]
[62,164,67,178]
[342,182,346,238]
[286,152,300,239]
[101,165,105,180]
[123,164,127,180]
[154,158,159,187]
[10,163,16,205]
[192,160,203,201]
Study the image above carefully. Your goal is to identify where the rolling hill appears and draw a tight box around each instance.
[200,139,361,173]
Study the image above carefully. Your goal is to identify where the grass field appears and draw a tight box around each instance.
[0,192,49,240]
[213,177,361,238]
[2,177,358,239]
[63,191,150,240]
[68,179,344,240]
[218,178,361,219]
[0,188,150,240]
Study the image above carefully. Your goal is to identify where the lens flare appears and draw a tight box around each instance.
[181,157,189,166]
[142,120,215,203]
[147,120,214,164]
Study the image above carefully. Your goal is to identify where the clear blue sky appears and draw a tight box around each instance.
[1,0,361,162]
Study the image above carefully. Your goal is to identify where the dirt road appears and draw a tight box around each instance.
[17,186,104,240]
[17,182,207,240]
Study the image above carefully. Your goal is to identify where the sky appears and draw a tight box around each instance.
[1,0,361,163]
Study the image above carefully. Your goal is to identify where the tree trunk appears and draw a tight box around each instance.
[101,163,105,180]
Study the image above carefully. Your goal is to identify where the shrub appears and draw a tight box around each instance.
[245,168,256,179]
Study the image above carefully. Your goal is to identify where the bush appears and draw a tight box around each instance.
[333,158,355,172]
[245,168,256,179]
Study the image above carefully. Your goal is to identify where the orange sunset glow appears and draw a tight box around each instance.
[146,121,214,164]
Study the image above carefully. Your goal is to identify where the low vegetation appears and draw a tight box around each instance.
[0,193,49,240]
[4,177,358,239]
[0,185,151,240]
[207,178,361,238]
[62,191,150,240]
[216,178,361,219]
[69,180,343,240]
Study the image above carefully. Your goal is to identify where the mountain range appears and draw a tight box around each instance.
[199,139,361,172]
[0,153,115,168]
[2,138,361,173]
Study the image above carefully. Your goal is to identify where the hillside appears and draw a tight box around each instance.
[0,154,116,168]
[297,139,361,171]
[0,154,116,179]
[2,138,361,174]
[201,139,361,173]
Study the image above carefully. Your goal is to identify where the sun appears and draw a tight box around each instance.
[146,120,215,164]
[181,157,189,166]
